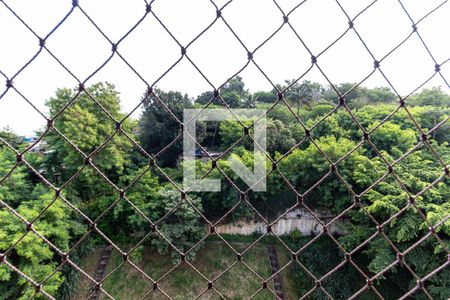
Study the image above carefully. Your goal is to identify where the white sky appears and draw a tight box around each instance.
[0,0,449,136]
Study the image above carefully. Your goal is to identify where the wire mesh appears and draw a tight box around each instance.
[0,0,449,299]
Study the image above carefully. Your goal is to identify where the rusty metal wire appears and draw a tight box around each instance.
[0,0,449,299]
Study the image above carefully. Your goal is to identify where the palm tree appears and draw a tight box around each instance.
[241,94,258,108]
[283,80,325,115]
[296,83,313,115]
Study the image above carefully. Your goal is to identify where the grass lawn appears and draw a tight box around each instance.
[96,240,279,300]
[71,237,398,299]
[275,244,300,300]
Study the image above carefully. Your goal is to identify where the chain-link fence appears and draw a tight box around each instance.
[0,0,449,299]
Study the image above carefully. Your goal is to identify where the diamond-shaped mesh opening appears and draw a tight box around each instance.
[253,27,312,85]
[187,22,248,88]
[381,36,437,97]
[45,11,112,80]
[0,0,449,299]
[351,0,412,60]
[0,87,47,138]
[287,0,349,55]
[0,6,38,76]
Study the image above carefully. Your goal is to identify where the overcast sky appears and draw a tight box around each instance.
[0,0,449,135]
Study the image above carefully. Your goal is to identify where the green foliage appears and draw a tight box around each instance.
[44,82,133,193]
[369,121,417,156]
[1,80,449,297]
[266,119,296,155]
[364,87,397,104]
[408,87,450,107]
[284,234,362,299]
[218,117,297,156]
[323,83,396,106]
[266,104,296,123]
[218,120,250,150]
[240,94,257,108]
[139,88,192,167]
[278,136,360,212]
[306,111,352,140]
[0,190,72,299]
[56,239,95,300]
[195,90,215,106]
[220,76,249,108]
[0,148,32,207]
[150,189,205,262]
[44,82,140,241]
[426,202,450,235]
[253,90,276,103]
[113,167,161,231]
[0,126,24,150]
[338,146,450,296]
[195,76,249,108]
[283,80,323,115]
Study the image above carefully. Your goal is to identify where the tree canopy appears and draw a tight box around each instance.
[0,79,449,298]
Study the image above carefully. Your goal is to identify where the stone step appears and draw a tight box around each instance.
[87,245,113,300]
[267,245,284,300]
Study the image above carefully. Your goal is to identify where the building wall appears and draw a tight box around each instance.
[213,208,345,236]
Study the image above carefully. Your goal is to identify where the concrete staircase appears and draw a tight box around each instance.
[87,245,113,300]
[267,245,284,299]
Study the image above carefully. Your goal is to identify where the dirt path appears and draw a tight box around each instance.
[87,244,113,300]
[267,245,284,299]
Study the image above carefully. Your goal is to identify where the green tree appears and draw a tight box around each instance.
[149,188,205,261]
[364,86,397,104]
[218,120,251,151]
[0,189,75,299]
[113,168,161,233]
[408,87,450,107]
[139,89,192,167]
[253,91,275,103]
[241,94,258,108]
[266,119,295,155]
[195,91,216,106]
[43,82,133,219]
[113,168,205,261]
[0,127,24,150]
[278,136,361,212]
[369,121,417,157]
[284,233,363,299]
[44,82,132,183]
[196,76,249,108]
[323,82,362,103]
[284,80,323,115]
[322,83,396,107]
[0,148,32,208]
[221,76,248,107]
[339,146,450,298]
